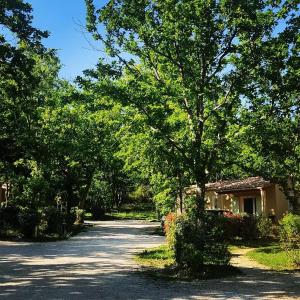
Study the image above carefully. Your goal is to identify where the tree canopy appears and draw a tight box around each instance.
[0,0,299,243]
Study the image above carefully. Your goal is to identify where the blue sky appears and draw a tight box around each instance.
[27,0,108,80]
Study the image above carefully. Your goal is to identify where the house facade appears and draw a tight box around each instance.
[182,177,289,221]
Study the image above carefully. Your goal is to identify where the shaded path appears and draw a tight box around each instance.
[0,220,299,299]
[231,248,269,272]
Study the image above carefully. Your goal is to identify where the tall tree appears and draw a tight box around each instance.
[0,0,49,191]
[236,2,300,213]
[85,0,278,214]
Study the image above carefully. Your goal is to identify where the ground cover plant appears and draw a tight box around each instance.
[279,213,300,267]
[247,245,298,271]
[135,245,174,269]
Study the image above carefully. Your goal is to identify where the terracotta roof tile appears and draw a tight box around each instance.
[185,177,271,195]
[206,177,271,193]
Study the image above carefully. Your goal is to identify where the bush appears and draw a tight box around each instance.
[18,208,40,238]
[221,214,242,240]
[163,212,177,249]
[41,207,65,235]
[173,213,231,273]
[221,214,255,240]
[75,208,85,224]
[257,216,273,239]
[239,216,259,239]
[66,208,77,230]
[0,206,20,231]
[221,214,274,241]
[90,206,105,220]
[279,213,300,266]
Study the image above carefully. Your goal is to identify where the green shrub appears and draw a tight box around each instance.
[90,206,105,220]
[163,212,177,249]
[225,215,258,240]
[279,213,300,266]
[257,216,273,239]
[75,208,85,224]
[66,208,77,230]
[0,206,20,231]
[18,208,40,238]
[221,214,274,241]
[239,216,259,239]
[41,207,65,235]
[174,213,231,273]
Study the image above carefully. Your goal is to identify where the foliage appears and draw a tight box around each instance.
[221,214,274,241]
[163,212,177,249]
[41,207,65,235]
[85,0,300,218]
[173,214,231,273]
[0,205,20,231]
[75,208,85,224]
[0,0,299,250]
[232,2,300,213]
[129,185,151,203]
[279,213,300,266]
[18,207,40,238]
[221,214,256,240]
[86,0,271,214]
[256,217,274,240]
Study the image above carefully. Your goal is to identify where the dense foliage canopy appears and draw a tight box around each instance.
[0,0,299,241]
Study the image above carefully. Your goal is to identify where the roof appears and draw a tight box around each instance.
[185,177,272,195]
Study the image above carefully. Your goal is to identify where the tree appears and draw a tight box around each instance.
[85,0,280,215]
[0,0,50,197]
[235,2,300,213]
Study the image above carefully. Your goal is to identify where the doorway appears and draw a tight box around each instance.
[244,198,255,214]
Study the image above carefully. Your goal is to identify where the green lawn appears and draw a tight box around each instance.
[134,244,240,279]
[134,244,175,268]
[107,210,157,221]
[229,239,299,271]
[135,239,299,274]
[246,245,298,271]
[229,239,276,250]
[84,209,158,221]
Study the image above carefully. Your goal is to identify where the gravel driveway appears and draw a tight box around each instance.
[0,220,299,299]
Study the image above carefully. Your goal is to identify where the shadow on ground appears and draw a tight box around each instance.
[0,220,299,299]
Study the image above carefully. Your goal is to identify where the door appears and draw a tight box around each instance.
[244,198,255,214]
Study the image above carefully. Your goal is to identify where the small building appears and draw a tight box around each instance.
[183,177,289,221]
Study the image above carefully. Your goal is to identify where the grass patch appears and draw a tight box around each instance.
[84,212,93,220]
[107,210,157,221]
[247,245,298,271]
[135,244,174,268]
[229,239,276,251]
[135,244,241,280]
[229,239,299,271]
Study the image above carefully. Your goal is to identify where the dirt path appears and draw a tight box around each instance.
[231,247,269,272]
[0,220,299,299]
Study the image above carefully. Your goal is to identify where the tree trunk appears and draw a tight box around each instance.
[291,192,300,215]
[78,171,94,210]
[195,173,206,215]
[177,171,183,214]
